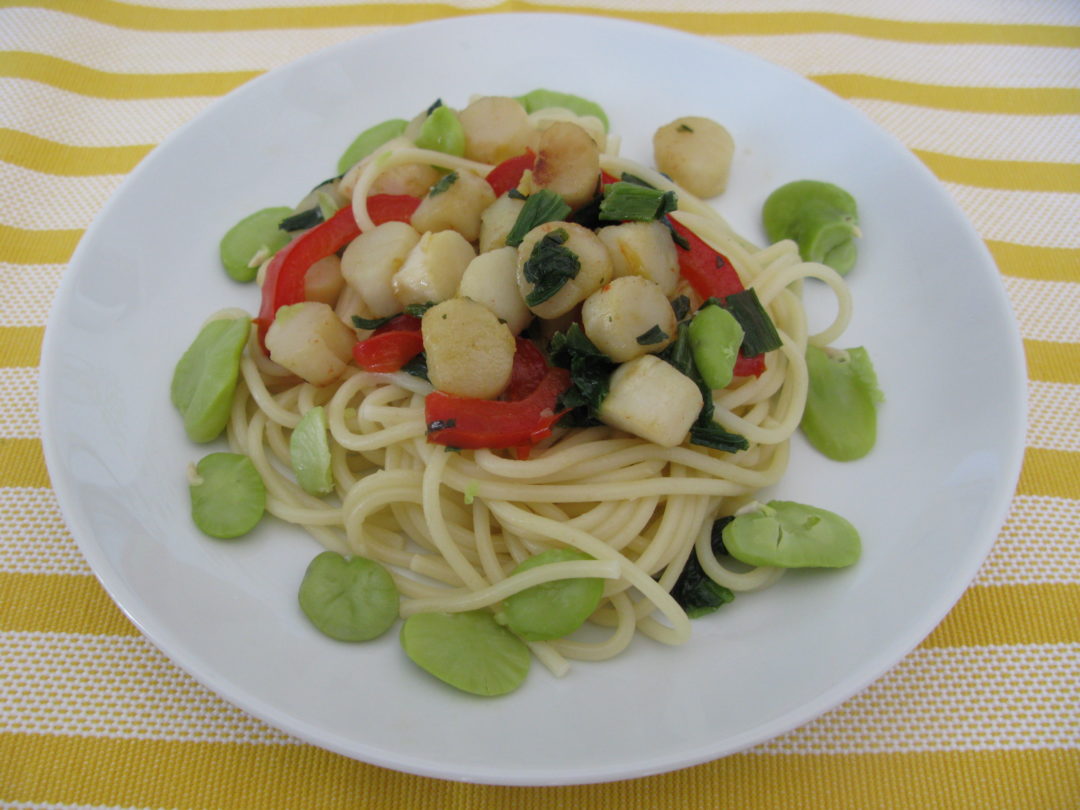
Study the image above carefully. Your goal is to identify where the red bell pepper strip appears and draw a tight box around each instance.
[366,193,422,225]
[256,205,360,345]
[485,150,535,197]
[503,338,550,401]
[599,170,620,186]
[372,313,421,335]
[353,330,423,373]
[425,366,571,450]
[667,217,744,301]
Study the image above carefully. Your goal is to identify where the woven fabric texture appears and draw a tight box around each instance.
[1,1,1078,807]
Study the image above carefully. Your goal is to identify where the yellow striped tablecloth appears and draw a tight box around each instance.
[1,2,1077,807]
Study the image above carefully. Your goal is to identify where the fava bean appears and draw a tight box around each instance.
[298,551,399,642]
[171,316,251,443]
[722,500,860,568]
[189,452,266,539]
[401,611,530,696]
[499,549,604,641]
[414,106,466,157]
[219,207,293,282]
[688,304,744,390]
[762,180,860,275]
[801,345,882,461]
[290,406,333,495]
[337,118,408,174]
[515,89,609,132]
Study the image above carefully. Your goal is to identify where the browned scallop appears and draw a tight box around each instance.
[531,121,600,210]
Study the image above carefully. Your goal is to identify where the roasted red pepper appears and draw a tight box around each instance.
[485,150,535,197]
[256,196,420,348]
[503,337,550,401]
[425,365,570,451]
[366,193,422,225]
[668,217,767,377]
[353,331,423,373]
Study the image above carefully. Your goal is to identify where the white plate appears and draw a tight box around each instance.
[40,14,1026,785]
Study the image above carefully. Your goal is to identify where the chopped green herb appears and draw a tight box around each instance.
[716,289,783,357]
[425,98,444,115]
[351,314,397,331]
[549,324,615,426]
[688,421,750,453]
[670,516,735,617]
[426,418,457,435]
[522,228,580,307]
[505,189,572,247]
[429,171,458,196]
[279,207,323,232]
[401,352,429,381]
[507,187,527,200]
[404,301,436,317]
[677,123,694,133]
[635,325,669,345]
[599,182,678,222]
[663,215,691,249]
[671,295,691,321]
[619,172,656,188]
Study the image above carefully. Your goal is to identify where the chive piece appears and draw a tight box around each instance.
[689,422,750,453]
[670,516,735,618]
[505,190,572,247]
[401,352,429,381]
[508,188,527,200]
[522,228,580,306]
[678,124,694,133]
[425,98,443,115]
[549,323,614,425]
[599,182,678,222]
[720,289,783,357]
[635,325,669,345]
[404,301,436,317]
[663,215,691,249]
[351,314,396,331]
[279,207,323,232]
[671,295,691,321]
[429,171,458,197]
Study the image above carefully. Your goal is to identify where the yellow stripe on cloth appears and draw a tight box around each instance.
[0,128,152,176]
[1,733,1077,808]
[0,326,44,366]
[4,0,1079,46]
[989,242,1080,283]
[0,572,138,635]
[1025,340,1080,384]
[0,438,49,488]
[914,151,1080,194]
[0,225,81,264]
[813,75,1080,114]
[923,583,1080,648]
[1018,447,1080,501]
[0,51,259,99]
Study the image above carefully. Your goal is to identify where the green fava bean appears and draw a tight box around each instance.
[189,452,266,539]
[499,549,604,641]
[414,106,466,157]
[298,551,399,642]
[801,345,883,461]
[401,611,530,697]
[171,316,251,443]
[516,89,610,132]
[337,118,408,174]
[290,406,333,495]
[723,500,861,568]
[762,180,860,275]
[219,207,293,282]
[688,305,744,390]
